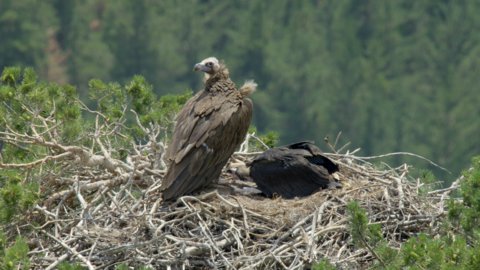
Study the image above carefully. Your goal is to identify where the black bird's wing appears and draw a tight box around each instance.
[287,141,339,173]
[249,142,339,199]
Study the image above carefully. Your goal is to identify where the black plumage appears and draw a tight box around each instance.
[234,141,341,199]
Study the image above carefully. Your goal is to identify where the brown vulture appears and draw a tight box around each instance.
[161,57,256,200]
[232,141,341,199]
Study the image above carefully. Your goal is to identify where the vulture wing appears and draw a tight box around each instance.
[249,142,339,199]
[287,141,339,173]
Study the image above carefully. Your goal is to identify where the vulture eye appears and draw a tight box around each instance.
[206,62,213,67]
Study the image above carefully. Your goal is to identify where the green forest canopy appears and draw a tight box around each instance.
[1,0,479,183]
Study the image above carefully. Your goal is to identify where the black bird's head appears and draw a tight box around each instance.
[228,160,252,181]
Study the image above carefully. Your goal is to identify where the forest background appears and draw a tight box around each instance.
[2,0,479,184]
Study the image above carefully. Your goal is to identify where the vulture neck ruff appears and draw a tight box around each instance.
[204,65,231,93]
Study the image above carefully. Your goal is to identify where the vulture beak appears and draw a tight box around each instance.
[229,161,251,181]
[193,63,211,73]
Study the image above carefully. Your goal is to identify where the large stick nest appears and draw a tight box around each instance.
[3,134,456,269]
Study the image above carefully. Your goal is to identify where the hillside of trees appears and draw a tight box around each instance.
[2,1,480,181]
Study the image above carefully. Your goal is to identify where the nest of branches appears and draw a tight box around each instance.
[1,124,458,269]
[0,74,457,269]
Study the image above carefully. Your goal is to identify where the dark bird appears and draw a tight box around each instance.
[161,57,256,200]
[231,141,341,199]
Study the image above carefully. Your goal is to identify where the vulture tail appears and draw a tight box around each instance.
[239,80,257,97]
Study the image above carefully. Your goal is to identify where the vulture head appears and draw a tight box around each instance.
[194,57,220,74]
[194,57,229,82]
[229,160,251,181]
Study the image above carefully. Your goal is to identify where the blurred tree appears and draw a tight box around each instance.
[66,0,113,99]
[0,0,57,72]
[1,0,479,181]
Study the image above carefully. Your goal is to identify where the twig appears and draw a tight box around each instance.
[0,152,72,169]
[349,152,450,174]
[44,232,95,270]
[45,253,69,270]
